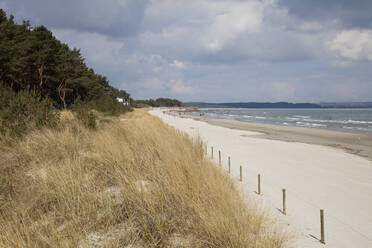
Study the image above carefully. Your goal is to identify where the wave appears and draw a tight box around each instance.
[296,122,327,128]
[346,120,372,124]
[299,119,372,125]
[286,117,301,121]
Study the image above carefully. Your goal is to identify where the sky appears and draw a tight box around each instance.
[1,0,372,103]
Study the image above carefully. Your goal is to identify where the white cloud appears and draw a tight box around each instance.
[327,29,372,61]
[141,0,268,55]
[201,1,264,52]
[170,60,186,69]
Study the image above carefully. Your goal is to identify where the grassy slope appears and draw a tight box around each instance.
[0,109,289,247]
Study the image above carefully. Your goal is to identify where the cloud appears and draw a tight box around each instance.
[169,80,196,94]
[4,0,148,37]
[277,0,372,29]
[327,30,372,61]
[170,60,187,69]
[141,77,166,91]
[52,29,125,67]
[201,1,264,52]
[2,0,372,102]
[140,0,268,60]
[263,82,296,101]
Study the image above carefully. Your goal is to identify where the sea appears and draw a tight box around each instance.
[189,108,372,135]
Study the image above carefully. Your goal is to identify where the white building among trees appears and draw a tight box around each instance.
[116,97,130,106]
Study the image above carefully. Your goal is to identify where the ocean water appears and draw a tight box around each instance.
[190,108,372,134]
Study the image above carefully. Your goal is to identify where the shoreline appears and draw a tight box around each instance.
[182,113,372,161]
[152,109,372,247]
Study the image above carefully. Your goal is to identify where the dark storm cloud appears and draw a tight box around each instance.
[278,0,372,29]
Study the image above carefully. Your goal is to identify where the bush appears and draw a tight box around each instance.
[71,95,132,129]
[0,86,60,138]
[90,96,132,116]
[71,102,97,130]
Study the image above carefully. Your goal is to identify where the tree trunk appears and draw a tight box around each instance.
[38,65,44,88]
[58,79,67,109]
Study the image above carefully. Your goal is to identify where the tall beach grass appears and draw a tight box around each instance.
[0,109,289,247]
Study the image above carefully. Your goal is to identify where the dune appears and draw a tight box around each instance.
[150,109,372,248]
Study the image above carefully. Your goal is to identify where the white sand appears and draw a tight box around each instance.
[150,109,372,248]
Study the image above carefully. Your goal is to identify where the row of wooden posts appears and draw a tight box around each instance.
[209,145,325,245]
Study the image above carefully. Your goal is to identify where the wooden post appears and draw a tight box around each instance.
[258,174,261,195]
[211,147,214,160]
[239,166,242,181]
[320,209,325,244]
[282,189,286,215]
[218,151,221,166]
[228,157,231,174]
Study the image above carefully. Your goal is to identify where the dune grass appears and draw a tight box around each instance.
[0,109,289,247]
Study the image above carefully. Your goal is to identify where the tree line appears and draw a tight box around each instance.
[0,9,184,138]
[0,9,130,109]
[134,98,183,107]
[0,9,133,137]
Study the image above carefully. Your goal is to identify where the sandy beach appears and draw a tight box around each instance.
[188,114,372,161]
[150,109,372,248]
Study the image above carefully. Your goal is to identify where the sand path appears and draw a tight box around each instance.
[150,109,372,248]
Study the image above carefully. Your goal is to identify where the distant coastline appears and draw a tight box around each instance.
[185,101,372,108]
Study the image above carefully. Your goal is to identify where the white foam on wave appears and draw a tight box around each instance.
[286,117,301,121]
[301,118,372,125]
[346,120,372,124]
[295,122,327,128]
[311,123,327,127]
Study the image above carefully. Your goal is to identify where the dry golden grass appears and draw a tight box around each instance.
[0,109,289,247]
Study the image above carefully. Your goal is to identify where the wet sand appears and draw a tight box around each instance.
[186,114,372,161]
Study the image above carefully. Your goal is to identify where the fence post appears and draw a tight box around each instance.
[258,174,261,195]
[239,166,242,181]
[282,189,286,215]
[320,209,325,244]
[228,157,231,174]
[211,147,214,160]
[219,151,221,166]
